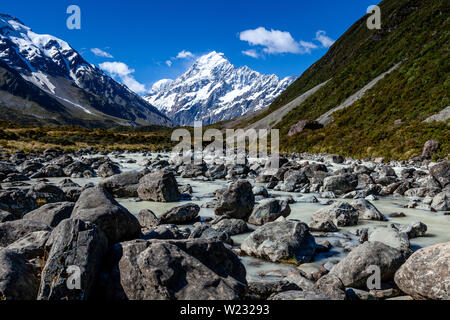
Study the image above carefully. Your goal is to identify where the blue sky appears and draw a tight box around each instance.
[1,0,378,93]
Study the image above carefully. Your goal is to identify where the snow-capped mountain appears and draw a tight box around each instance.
[144,52,296,126]
[0,14,173,127]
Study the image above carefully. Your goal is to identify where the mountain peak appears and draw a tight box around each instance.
[145,52,296,126]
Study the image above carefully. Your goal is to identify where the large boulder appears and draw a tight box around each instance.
[6,231,51,260]
[394,242,449,300]
[138,169,180,202]
[313,274,346,300]
[38,219,108,300]
[0,209,16,223]
[26,183,65,205]
[284,170,309,192]
[99,239,247,300]
[429,162,450,188]
[23,202,74,228]
[159,203,200,225]
[431,191,450,212]
[215,180,255,220]
[97,162,121,178]
[0,249,40,300]
[350,199,387,221]
[311,201,359,228]
[323,174,358,195]
[211,218,249,236]
[241,221,316,263]
[0,189,37,217]
[71,187,141,244]
[368,227,411,254]
[0,220,51,247]
[330,241,406,288]
[137,209,160,228]
[99,170,144,198]
[248,199,291,226]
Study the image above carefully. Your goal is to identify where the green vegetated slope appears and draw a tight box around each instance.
[237,0,449,160]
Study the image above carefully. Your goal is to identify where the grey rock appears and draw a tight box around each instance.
[71,186,141,244]
[215,180,255,220]
[6,231,51,260]
[38,219,108,300]
[350,199,387,221]
[137,209,160,228]
[241,221,316,263]
[23,202,74,228]
[99,170,144,198]
[394,242,449,300]
[323,174,357,195]
[159,203,200,225]
[211,218,249,235]
[138,169,180,202]
[330,241,406,288]
[429,162,450,188]
[0,249,39,300]
[368,227,411,253]
[311,201,359,227]
[248,199,291,226]
[0,219,51,247]
[431,191,450,211]
[399,222,427,239]
[269,290,331,300]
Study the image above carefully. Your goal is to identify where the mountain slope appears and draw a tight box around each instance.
[0,14,173,128]
[144,52,296,126]
[230,0,449,160]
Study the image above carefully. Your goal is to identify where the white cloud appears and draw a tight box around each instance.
[299,41,318,54]
[166,60,173,67]
[242,49,260,59]
[176,50,194,59]
[91,48,113,58]
[99,61,146,94]
[239,27,302,54]
[315,30,335,48]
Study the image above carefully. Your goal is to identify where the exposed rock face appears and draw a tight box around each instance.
[23,202,74,227]
[215,180,255,220]
[0,249,40,300]
[323,174,358,195]
[0,209,16,223]
[288,120,323,136]
[422,140,440,159]
[241,221,316,263]
[350,199,387,221]
[142,224,189,241]
[100,239,247,300]
[71,187,141,244]
[399,222,427,239]
[248,199,291,226]
[311,201,359,228]
[429,162,450,188]
[138,169,180,202]
[0,220,51,247]
[246,279,300,300]
[99,170,144,198]
[330,241,406,288]
[159,203,200,225]
[394,242,449,300]
[38,219,108,300]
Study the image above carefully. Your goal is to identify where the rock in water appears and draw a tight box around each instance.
[215,180,255,219]
[431,191,450,211]
[71,186,141,244]
[248,199,291,226]
[394,242,449,300]
[0,249,40,300]
[23,202,74,227]
[159,203,200,224]
[323,174,357,195]
[38,219,108,300]
[311,201,359,228]
[350,199,386,221]
[241,221,316,263]
[100,239,247,300]
[99,170,144,197]
[137,209,160,228]
[211,218,249,235]
[330,241,406,288]
[138,169,180,202]
[368,227,411,254]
